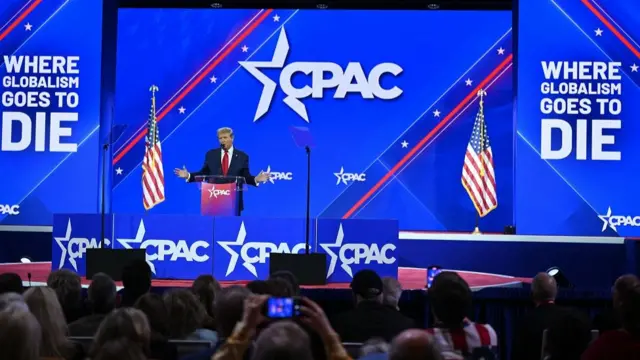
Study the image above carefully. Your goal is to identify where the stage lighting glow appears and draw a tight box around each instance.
[546,267,572,288]
[20,257,32,264]
[547,267,559,276]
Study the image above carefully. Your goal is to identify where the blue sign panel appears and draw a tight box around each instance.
[112,215,214,279]
[316,219,399,283]
[52,214,113,274]
[213,217,311,281]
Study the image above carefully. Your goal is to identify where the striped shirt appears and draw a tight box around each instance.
[426,320,498,359]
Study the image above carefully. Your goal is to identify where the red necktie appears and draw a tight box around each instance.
[222,150,229,176]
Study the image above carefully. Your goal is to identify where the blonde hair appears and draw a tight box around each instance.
[24,287,73,358]
[217,127,233,137]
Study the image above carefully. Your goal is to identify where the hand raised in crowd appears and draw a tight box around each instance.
[298,296,335,340]
[240,294,269,330]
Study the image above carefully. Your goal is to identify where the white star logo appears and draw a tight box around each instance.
[334,167,346,185]
[320,223,351,278]
[239,28,302,122]
[210,75,218,83]
[401,140,408,148]
[273,14,280,22]
[54,219,74,270]
[217,221,249,276]
[631,64,639,72]
[497,47,505,55]
[598,207,615,232]
[117,220,157,274]
[178,106,186,114]
[24,23,32,31]
[433,109,441,117]
[595,28,603,36]
[241,45,249,52]
[115,167,123,175]
[265,165,275,184]
[465,78,473,86]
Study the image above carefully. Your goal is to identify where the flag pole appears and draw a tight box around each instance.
[472,89,487,235]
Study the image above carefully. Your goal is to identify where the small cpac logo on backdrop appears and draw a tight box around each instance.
[0,204,19,215]
[598,207,640,232]
[209,185,231,199]
[334,167,366,185]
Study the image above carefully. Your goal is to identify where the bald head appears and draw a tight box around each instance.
[532,272,557,303]
[613,274,639,305]
[389,329,443,360]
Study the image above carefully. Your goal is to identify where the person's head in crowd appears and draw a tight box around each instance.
[266,278,295,297]
[619,283,640,335]
[389,329,443,360]
[269,270,300,295]
[24,286,76,359]
[247,280,270,294]
[121,259,152,307]
[134,293,171,338]
[88,272,117,314]
[350,269,384,304]
[0,272,23,294]
[163,289,209,339]
[46,269,82,321]
[382,276,403,310]
[0,292,27,311]
[360,337,390,358]
[531,272,557,305]
[215,285,252,338]
[0,305,42,360]
[191,274,221,319]
[92,338,147,360]
[91,308,151,359]
[429,272,472,329]
[613,274,639,308]
[252,320,313,360]
[545,311,591,360]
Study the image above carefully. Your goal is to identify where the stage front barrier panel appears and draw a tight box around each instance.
[194,175,247,216]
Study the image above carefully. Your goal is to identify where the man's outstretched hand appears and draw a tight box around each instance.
[173,165,189,179]
[255,171,270,183]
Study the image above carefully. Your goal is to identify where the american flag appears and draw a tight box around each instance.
[461,90,497,217]
[142,85,165,210]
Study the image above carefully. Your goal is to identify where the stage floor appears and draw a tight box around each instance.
[0,262,530,291]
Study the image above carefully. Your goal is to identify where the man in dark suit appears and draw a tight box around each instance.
[173,127,269,213]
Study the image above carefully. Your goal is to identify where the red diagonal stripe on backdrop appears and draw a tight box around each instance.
[342,54,513,219]
[581,0,640,59]
[113,9,273,165]
[0,0,43,41]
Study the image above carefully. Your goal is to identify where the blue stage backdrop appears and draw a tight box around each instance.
[517,0,640,236]
[0,0,103,226]
[111,9,514,233]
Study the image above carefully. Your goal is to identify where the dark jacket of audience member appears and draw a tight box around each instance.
[69,273,117,337]
[544,310,591,360]
[47,269,84,323]
[120,260,153,307]
[331,270,414,342]
[0,272,23,294]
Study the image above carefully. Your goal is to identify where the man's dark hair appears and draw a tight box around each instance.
[246,280,270,295]
[163,289,206,338]
[429,272,472,328]
[134,293,170,337]
[266,278,295,297]
[269,271,300,295]
[545,310,591,360]
[0,273,23,295]
[88,273,117,314]
[214,286,251,338]
[191,275,221,319]
[121,260,152,307]
[253,321,313,360]
[46,269,82,322]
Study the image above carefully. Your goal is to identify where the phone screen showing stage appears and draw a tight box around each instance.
[427,267,442,288]
[266,297,299,318]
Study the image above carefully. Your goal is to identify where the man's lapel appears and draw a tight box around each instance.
[228,150,240,174]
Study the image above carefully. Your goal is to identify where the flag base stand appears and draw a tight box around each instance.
[472,226,482,235]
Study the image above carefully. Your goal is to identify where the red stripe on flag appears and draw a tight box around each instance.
[113,9,273,165]
[342,54,512,219]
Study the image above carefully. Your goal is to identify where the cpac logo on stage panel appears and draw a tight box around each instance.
[208,185,230,199]
[218,221,306,277]
[239,27,403,122]
[334,167,366,185]
[116,220,210,274]
[320,223,396,278]
[265,165,293,184]
[0,204,19,215]
[54,219,111,271]
[599,207,640,232]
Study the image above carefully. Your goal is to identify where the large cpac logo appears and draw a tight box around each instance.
[239,27,403,122]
